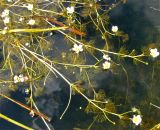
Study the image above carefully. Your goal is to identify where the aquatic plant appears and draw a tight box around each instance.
[0,0,159,130]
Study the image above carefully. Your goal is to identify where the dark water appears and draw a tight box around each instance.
[1,0,160,130]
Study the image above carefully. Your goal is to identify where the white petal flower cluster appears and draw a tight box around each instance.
[27,19,35,25]
[1,9,9,18]
[66,6,75,14]
[103,54,111,61]
[150,48,159,58]
[102,61,111,70]
[102,54,111,70]
[111,25,118,33]
[1,9,10,24]
[72,44,83,54]
[14,74,29,83]
[132,115,142,126]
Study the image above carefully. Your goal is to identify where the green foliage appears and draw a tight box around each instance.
[85,90,116,123]
[0,0,159,129]
[116,31,129,43]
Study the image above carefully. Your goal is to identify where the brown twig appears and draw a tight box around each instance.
[0,93,51,122]
[34,15,86,36]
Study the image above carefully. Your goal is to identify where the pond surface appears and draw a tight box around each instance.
[0,0,160,130]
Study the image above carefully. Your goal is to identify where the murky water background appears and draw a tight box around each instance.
[0,0,160,130]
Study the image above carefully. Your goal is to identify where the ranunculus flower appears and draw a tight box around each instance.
[150,48,159,58]
[132,115,142,126]
[72,44,83,54]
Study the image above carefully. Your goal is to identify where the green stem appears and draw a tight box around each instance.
[0,27,67,34]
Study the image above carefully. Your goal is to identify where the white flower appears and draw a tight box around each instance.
[13,75,19,83]
[25,42,30,46]
[111,26,118,33]
[3,17,10,24]
[1,30,7,35]
[19,17,24,22]
[102,61,111,70]
[132,115,142,126]
[1,9,9,18]
[19,77,24,82]
[150,48,159,58]
[72,44,83,54]
[49,32,53,36]
[27,19,35,25]
[103,54,111,61]
[29,110,35,117]
[4,27,8,30]
[66,6,75,14]
[13,74,28,83]
[132,107,138,112]
[7,0,12,2]
[18,74,23,78]
[1,27,8,34]
[25,89,30,94]
[26,4,33,11]
[24,76,29,81]
[19,74,24,82]
[23,3,33,11]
